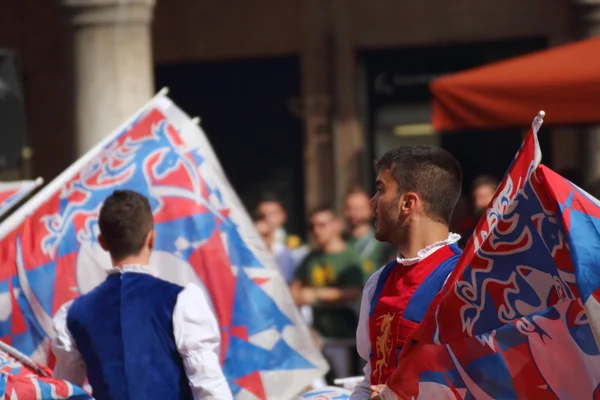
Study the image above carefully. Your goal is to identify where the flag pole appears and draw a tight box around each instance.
[0,340,49,377]
[0,87,170,241]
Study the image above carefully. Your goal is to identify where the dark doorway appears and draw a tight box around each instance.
[361,37,551,195]
[155,57,305,236]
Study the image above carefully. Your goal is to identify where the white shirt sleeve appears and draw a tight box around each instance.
[350,269,383,400]
[51,300,87,385]
[173,283,233,400]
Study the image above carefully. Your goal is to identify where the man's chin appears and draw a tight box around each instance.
[374,230,386,242]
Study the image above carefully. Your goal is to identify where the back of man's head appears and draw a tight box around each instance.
[98,190,154,262]
[376,145,462,225]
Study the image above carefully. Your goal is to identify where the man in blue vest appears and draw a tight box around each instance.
[51,189,233,400]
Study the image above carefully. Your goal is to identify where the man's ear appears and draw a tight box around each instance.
[98,234,109,252]
[399,192,418,215]
[147,230,155,250]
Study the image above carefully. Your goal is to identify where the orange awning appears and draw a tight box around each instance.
[430,37,600,131]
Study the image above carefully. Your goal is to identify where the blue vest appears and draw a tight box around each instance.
[67,272,194,400]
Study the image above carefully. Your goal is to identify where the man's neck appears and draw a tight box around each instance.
[113,255,150,268]
[396,219,450,259]
[322,237,346,254]
[263,234,275,252]
[351,222,372,239]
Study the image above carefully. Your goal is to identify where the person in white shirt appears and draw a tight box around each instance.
[253,214,297,284]
[51,189,233,400]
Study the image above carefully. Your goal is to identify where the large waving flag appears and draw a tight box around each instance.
[0,90,328,399]
[0,178,43,219]
[0,340,91,399]
[386,111,600,399]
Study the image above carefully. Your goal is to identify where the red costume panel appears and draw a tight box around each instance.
[369,244,461,384]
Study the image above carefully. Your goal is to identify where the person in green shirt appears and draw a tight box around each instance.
[291,205,364,380]
[343,186,395,282]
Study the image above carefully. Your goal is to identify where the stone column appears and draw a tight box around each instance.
[62,0,155,156]
[575,0,600,185]
[300,0,335,217]
[331,0,365,208]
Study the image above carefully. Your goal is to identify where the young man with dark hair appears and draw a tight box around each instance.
[253,213,296,285]
[349,146,463,400]
[291,205,364,380]
[255,192,309,266]
[51,190,232,400]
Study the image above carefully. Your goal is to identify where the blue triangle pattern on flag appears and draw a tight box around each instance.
[224,335,316,381]
[268,337,317,370]
[231,268,292,335]
[221,223,263,268]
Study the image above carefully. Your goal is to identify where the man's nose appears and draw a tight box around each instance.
[369,195,376,209]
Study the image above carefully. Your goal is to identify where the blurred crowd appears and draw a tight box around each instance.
[251,175,499,385]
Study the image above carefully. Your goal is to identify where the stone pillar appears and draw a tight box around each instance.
[331,0,365,208]
[575,0,600,185]
[300,0,335,217]
[62,0,155,156]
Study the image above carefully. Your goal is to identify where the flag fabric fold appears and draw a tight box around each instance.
[387,112,600,399]
[0,339,91,399]
[0,178,43,219]
[0,91,327,399]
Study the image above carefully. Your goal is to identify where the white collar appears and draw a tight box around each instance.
[106,264,155,276]
[396,233,461,266]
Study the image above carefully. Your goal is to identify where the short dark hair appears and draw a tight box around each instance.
[98,190,154,261]
[309,204,338,219]
[471,175,499,192]
[257,192,283,206]
[345,185,370,198]
[375,146,462,225]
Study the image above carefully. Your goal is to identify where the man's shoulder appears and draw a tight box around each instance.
[299,250,319,266]
[131,274,186,298]
[363,261,394,299]
[138,273,183,287]
[440,244,462,269]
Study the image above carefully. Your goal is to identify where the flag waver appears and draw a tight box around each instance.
[387,111,600,399]
[0,91,327,399]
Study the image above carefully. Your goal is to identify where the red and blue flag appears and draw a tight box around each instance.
[387,111,600,399]
[0,91,327,399]
[0,339,90,399]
